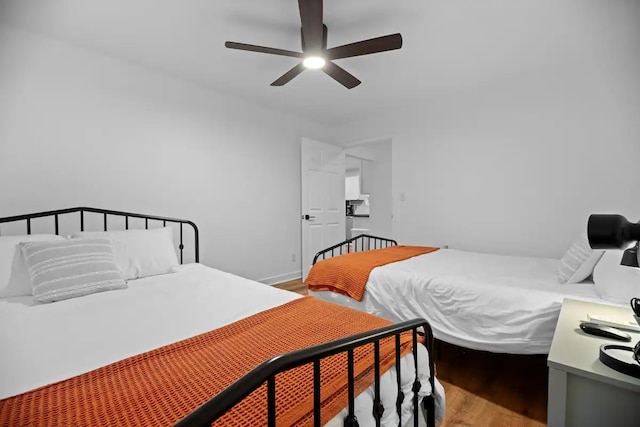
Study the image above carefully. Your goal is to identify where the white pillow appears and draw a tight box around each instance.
[558,235,604,284]
[70,227,179,280]
[0,234,66,297]
[593,249,640,304]
[21,238,127,303]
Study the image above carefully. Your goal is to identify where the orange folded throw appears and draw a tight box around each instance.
[0,297,416,427]
[306,245,439,301]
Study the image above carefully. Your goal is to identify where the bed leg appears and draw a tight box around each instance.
[422,396,436,427]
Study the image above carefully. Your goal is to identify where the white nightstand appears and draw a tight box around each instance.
[547,298,640,427]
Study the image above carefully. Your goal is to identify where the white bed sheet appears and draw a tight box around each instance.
[310,248,618,354]
[0,263,444,426]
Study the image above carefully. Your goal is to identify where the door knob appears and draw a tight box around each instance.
[302,214,316,220]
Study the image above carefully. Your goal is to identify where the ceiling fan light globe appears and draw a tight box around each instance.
[303,56,326,69]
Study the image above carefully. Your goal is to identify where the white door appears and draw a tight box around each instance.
[301,138,345,279]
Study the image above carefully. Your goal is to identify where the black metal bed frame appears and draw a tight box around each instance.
[176,318,436,427]
[0,209,436,426]
[0,207,199,264]
[313,234,398,265]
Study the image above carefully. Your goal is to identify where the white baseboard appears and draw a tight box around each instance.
[259,271,302,286]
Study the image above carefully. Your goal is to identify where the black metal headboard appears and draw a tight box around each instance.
[0,207,199,264]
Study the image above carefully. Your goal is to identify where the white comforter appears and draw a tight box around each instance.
[311,248,614,354]
[0,263,444,426]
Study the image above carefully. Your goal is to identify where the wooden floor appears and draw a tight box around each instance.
[274,279,548,427]
[274,278,308,295]
[436,342,547,427]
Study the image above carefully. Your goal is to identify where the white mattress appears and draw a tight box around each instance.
[310,248,617,354]
[0,263,444,426]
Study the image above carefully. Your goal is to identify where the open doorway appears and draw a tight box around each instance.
[344,139,393,240]
[299,137,392,279]
[345,155,372,239]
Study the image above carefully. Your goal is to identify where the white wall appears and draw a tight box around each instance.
[345,141,393,239]
[335,38,640,258]
[0,25,333,283]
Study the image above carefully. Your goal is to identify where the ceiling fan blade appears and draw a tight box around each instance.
[298,0,323,52]
[225,41,303,58]
[271,63,306,86]
[326,33,403,60]
[323,61,361,89]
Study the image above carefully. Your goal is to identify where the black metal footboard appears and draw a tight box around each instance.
[313,234,398,265]
[175,318,436,427]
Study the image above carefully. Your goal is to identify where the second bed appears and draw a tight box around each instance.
[308,236,612,354]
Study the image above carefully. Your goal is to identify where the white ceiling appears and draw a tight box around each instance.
[0,0,633,125]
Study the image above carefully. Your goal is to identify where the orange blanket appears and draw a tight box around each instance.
[0,297,415,427]
[306,245,439,301]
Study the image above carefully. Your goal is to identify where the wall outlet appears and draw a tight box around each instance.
[291,253,296,262]
[399,192,406,202]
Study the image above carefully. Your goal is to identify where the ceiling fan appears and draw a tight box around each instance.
[224,0,403,89]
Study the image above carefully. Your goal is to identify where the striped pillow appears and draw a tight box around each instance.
[20,238,127,303]
[558,235,604,284]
